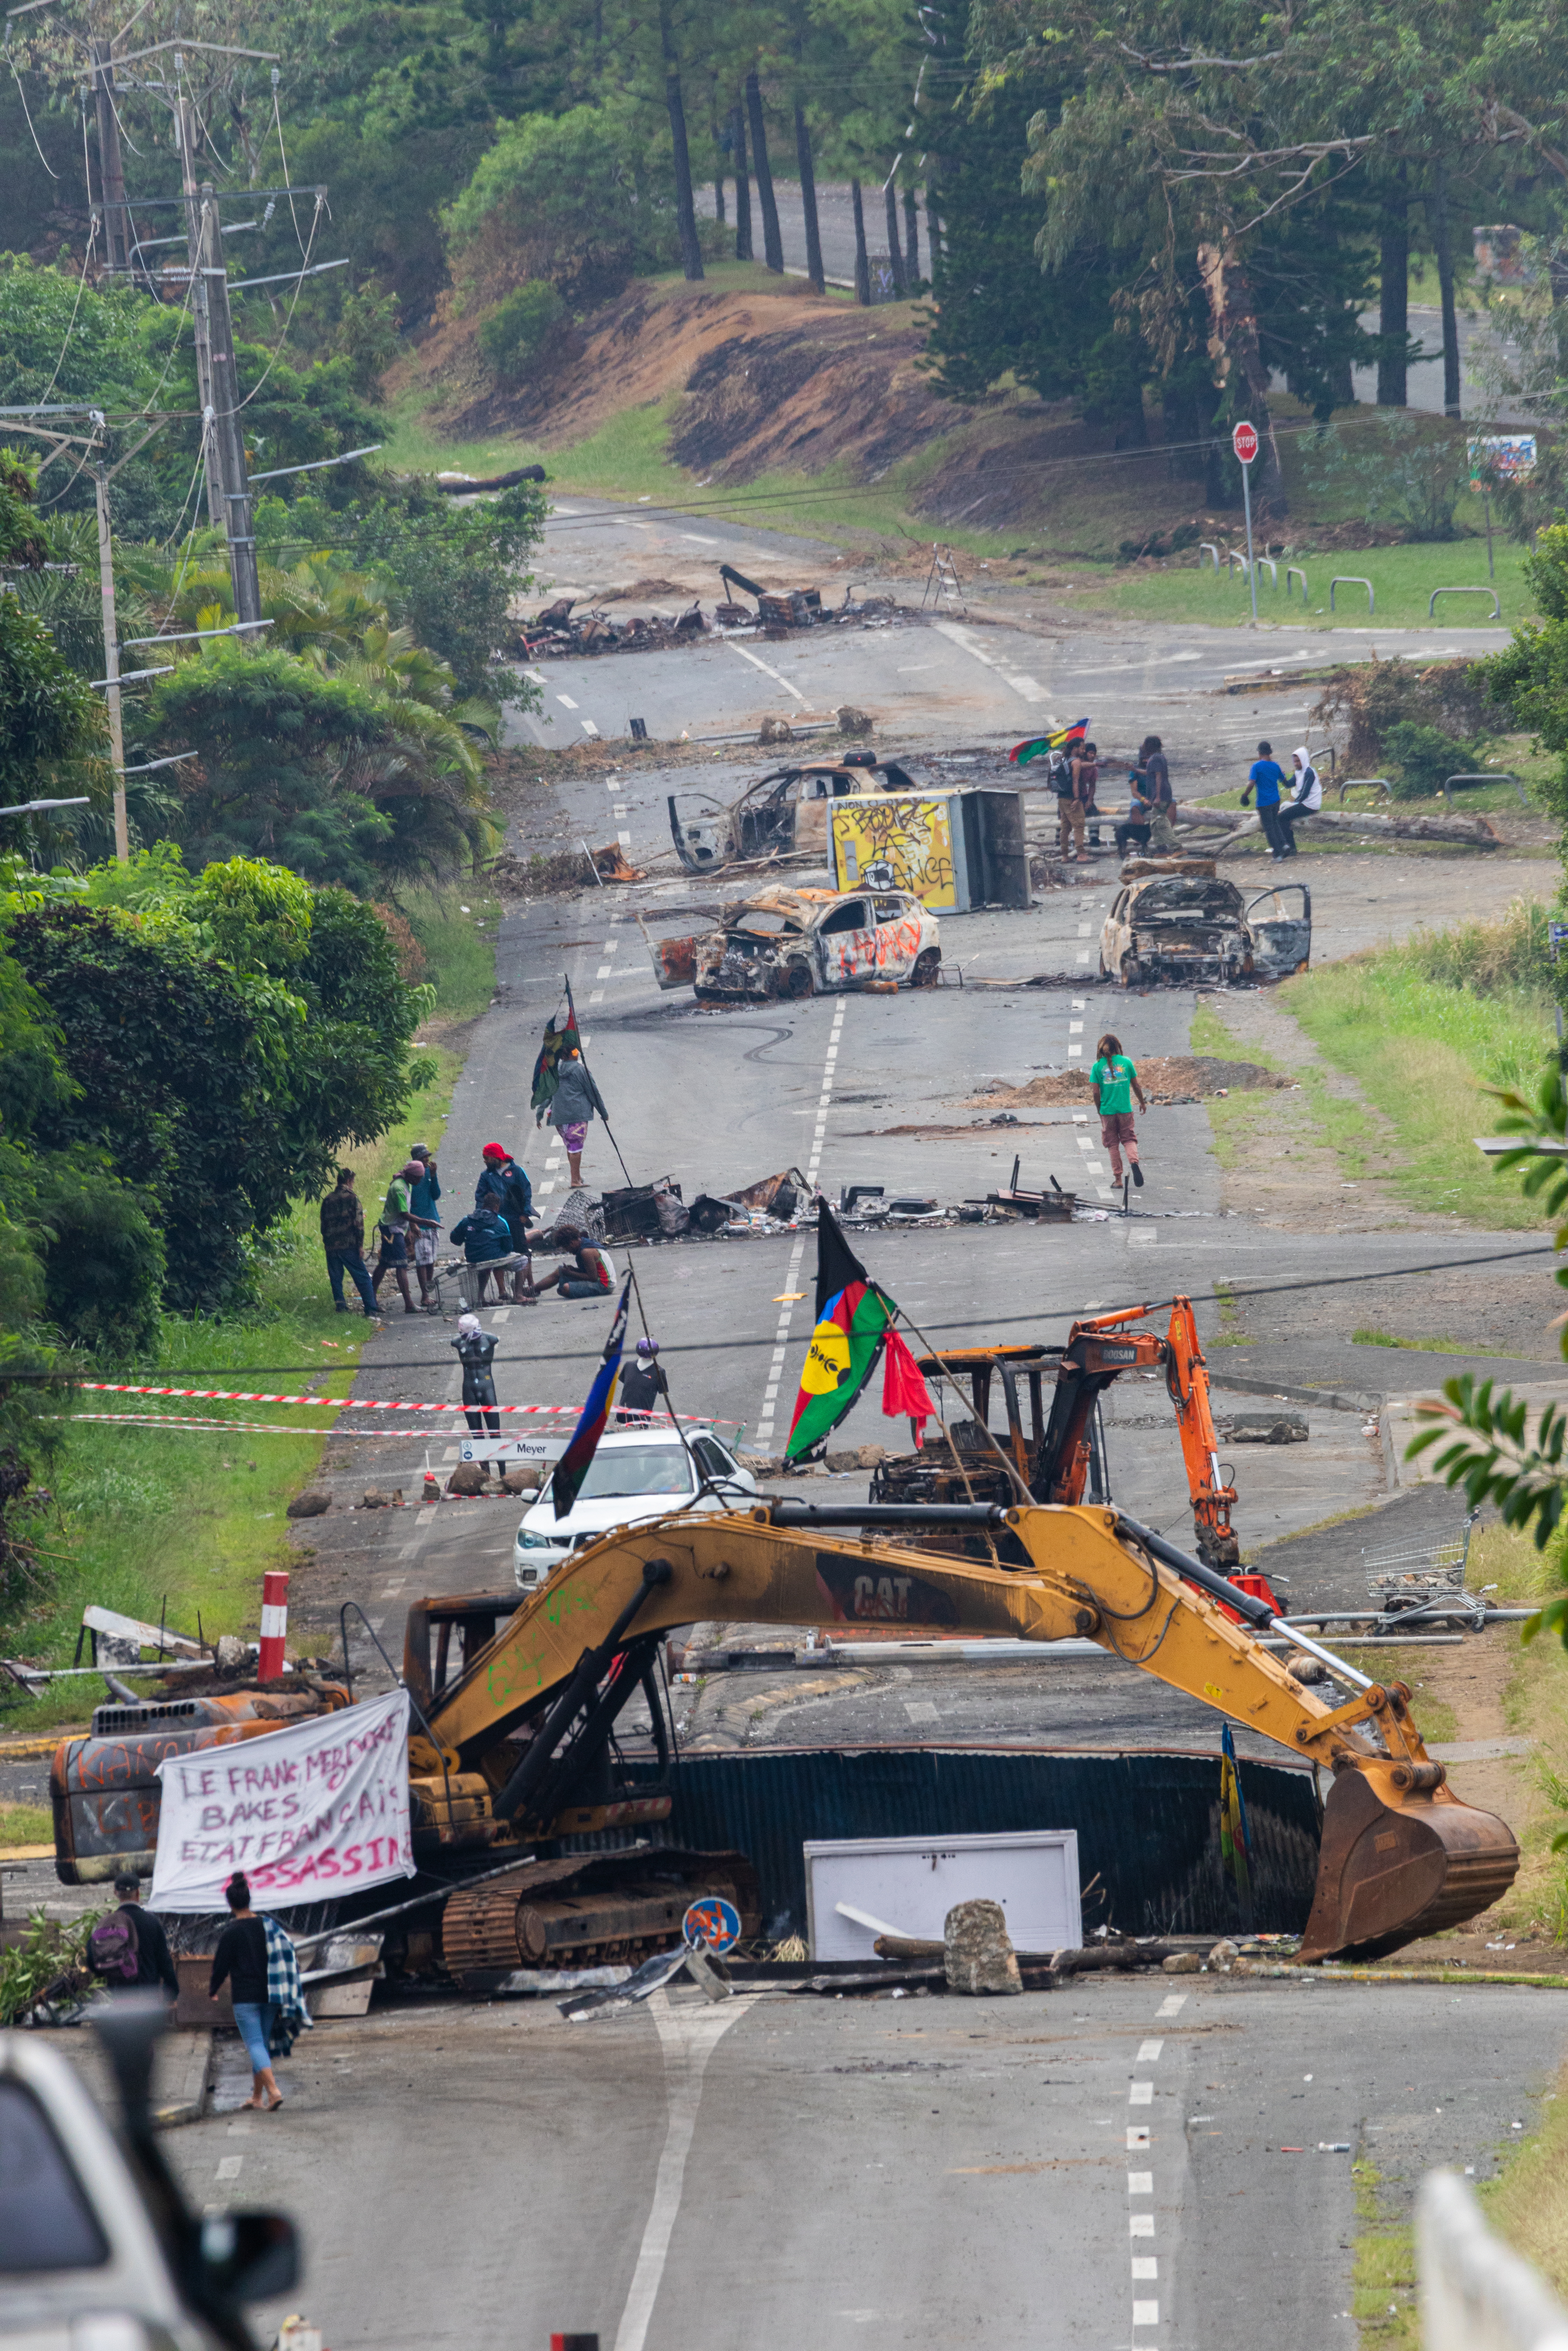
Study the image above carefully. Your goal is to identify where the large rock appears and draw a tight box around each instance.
[1162,1950,1202,1974]
[447,1462,488,1496]
[499,1467,543,1496]
[944,1899,1022,1996]
[286,1489,331,1519]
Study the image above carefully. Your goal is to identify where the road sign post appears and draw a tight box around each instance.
[1233,421,1259,626]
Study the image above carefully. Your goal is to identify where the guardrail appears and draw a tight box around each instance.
[1227,548,1248,577]
[1444,770,1529,807]
[1286,565,1308,600]
[1418,2170,1568,2351]
[1198,542,1222,569]
[1329,575,1374,614]
[1253,556,1279,589]
[1338,775,1391,805]
[1430,585,1503,621]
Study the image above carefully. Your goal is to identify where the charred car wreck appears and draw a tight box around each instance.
[644,886,941,1001]
[669,755,918,874]
[1099,867,1311,987]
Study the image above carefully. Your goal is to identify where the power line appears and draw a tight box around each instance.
[16,1242,1554,1381]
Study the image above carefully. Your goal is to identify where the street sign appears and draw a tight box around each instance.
[683,1895,742,1954]
[1232,420,1259,466]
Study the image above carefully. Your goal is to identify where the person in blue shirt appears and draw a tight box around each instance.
[1240,739,1288,859]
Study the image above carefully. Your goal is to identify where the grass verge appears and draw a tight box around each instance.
[1281,949,1556,1230]
[1351,2162,1419,2351]
[0,891,498,1737]
[1096,536,1533,633]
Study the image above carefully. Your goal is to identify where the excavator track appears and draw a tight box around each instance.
[439,1849,761,1985]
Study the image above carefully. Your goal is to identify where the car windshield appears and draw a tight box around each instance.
[547,1447,694,1504]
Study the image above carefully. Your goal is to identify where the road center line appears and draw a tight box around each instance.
[726,641,811,706]
[612,1992,754,2351]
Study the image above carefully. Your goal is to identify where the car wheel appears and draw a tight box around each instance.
[784,959,814,998]
[1120,954,1141,988]
[912,947,941,988]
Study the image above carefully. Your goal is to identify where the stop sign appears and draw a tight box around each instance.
[1232,420,1259,465]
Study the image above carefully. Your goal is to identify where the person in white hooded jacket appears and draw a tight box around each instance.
[1278,745,1322,856]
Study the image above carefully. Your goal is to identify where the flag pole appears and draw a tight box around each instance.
[881,1297,1034,1510]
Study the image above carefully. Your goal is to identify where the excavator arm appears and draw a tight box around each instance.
[1039,1297,1240,1570]
[417,1497,1518,1963]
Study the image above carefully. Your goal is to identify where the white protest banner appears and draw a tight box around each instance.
[149,1688,414,1912]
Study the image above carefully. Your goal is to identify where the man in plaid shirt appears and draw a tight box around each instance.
[320,1168,377,1315]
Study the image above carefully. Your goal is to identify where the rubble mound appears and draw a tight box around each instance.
[965,1055,1291,1108]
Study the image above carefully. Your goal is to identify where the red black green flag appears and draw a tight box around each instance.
[1009,718,1088,768]
[785,1203,893,1462]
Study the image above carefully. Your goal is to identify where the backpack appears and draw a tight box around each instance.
[89,1907,140,1981]
[1048,749,1074,796]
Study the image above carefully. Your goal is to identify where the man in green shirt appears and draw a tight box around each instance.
[1090,1031,1148,1188]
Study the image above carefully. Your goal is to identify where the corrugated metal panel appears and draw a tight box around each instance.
[630,1746,1320,1940]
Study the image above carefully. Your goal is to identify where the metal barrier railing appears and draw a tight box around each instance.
[1329,575,1374,614]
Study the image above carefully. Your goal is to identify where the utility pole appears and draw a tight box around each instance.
[199,181,262,627]
[88,40,130,274]
[175,90,224,530]
[93,461,130,865]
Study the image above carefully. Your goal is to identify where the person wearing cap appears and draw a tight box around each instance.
[451,1312,501,1435]
[107,1871,179,2003]
[474,1144,536,1302]
[617,1336,667,1422]
[408,1145,443,1309]
[319,1167,377,1316]
[372,1161,422,1315]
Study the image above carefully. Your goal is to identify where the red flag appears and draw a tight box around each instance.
[881,1328,936,1447]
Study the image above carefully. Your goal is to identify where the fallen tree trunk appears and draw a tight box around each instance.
[1202,807,1501,854]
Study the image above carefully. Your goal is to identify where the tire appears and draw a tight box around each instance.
[912,948,941,988]
[1120,954,1141,988]
[783,959,814,999]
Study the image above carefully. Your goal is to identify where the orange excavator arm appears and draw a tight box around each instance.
[1040,1295,1240,1570]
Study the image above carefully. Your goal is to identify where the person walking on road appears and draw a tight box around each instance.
[209,1874,284,2112]
[451,1312,501,1435]
[319,1168,377,1316]
[1090,1031,1149,1189]
[92,1873,180,2003]
[408,1145,442,1309]
[1241,740,1289,859]
[475,1144,534,1300]
[540,1046,606,1190]
[1278,746,1322,856]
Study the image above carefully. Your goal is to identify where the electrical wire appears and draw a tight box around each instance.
[5,41,57,177]
[26,110,100,417]
[231,193,323,411]
[270,65,306,258]
[13,1243,1555,1384]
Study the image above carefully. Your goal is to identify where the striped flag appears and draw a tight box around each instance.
[1009,718,1088,767]
[551,1278,630,1519]
[784,1204,892,1463]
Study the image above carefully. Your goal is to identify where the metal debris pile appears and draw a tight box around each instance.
[515,578,909,660]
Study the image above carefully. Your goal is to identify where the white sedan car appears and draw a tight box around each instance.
[513,1427,758,1587]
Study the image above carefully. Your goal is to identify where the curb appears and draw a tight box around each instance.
[153,2029,214,2129]
[1211,1370,1382,1414]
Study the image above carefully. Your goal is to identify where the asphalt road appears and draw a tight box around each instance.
[511,495,1511,762]
[154,1971,1568,2351]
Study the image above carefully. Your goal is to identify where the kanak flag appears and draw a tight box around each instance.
[1009,718,1088,768]
[784,1203,892,1462]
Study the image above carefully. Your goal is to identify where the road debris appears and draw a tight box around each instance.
[944,1900,1023,1995]
[1101,869,1311,987]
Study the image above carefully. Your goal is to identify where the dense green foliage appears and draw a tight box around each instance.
[1488,524,1568,846]
[479,281,568,381]
[0,583,107,806]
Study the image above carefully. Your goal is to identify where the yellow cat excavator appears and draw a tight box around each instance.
[406,1495,1517,1971]
[54,1499,1518,1973]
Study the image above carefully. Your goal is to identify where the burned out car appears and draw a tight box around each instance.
[1099,869,1310,986]
[668,755,918,873]
[645,886,941,1001]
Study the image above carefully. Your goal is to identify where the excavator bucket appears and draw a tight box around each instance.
[1297,1765,1520,1963]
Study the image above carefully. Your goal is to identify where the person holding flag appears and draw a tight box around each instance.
[1008,718,1088,771]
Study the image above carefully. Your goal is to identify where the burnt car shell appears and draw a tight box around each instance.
[1100,875,1310,986]
[645,886,940,1000]
[667,757,918,873]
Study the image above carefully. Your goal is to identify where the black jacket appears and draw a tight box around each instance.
[210,1915,268,2006]
[474,1160,532,1230]
[110,1902,179,1997]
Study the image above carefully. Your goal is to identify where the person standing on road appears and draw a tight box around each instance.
[372,1161,421,1315]
[208,1873,283,2112]
[408,1145,442,1310]
[1278,746,1322,856]
[1090,1030,1149,1189]
[1241,740,1289,859]
[540,1047,606,1190]
[451,1312,501,1435]
[319,1168,377,1316]
[1115,738,1176,857]
[475,1143,534,1300]
[1076,740,1102,850]
[1058,741,1097,861]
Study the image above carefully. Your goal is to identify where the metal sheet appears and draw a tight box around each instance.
[633,1745,1321,1941]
